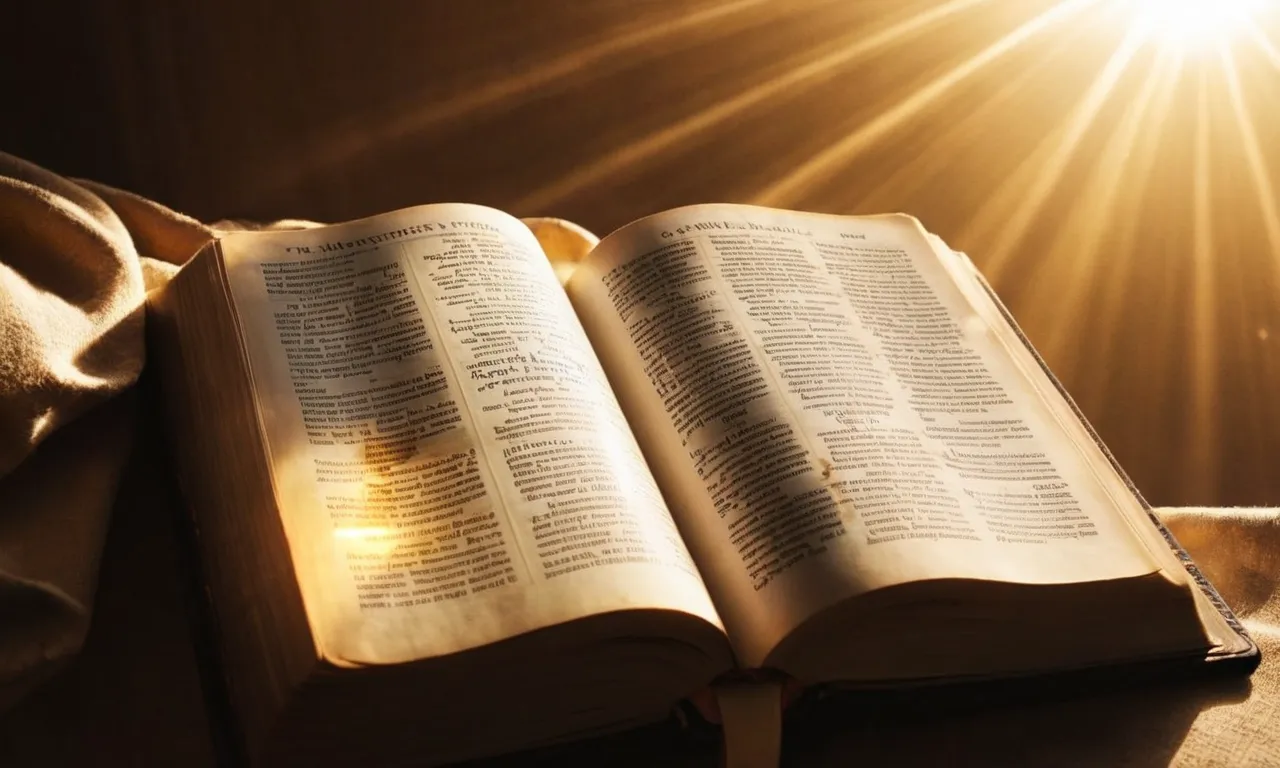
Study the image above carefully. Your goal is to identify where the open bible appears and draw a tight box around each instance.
[150,203,1257,766]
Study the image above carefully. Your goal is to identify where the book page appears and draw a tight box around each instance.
[567,205,1167,666]
[217,204,723,665]
[929,242,1244,656]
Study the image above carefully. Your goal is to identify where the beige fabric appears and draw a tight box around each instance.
[0,153,204,708]
[1159,509,1280,767]
[0,155,1277,764]
[0,153,313,708]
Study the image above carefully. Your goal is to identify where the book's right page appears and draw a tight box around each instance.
[929,240,1255,663]
[566,205,1242,675]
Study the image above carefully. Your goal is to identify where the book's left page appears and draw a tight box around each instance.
[216,204,725,666]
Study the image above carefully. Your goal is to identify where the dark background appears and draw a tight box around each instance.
[6,0,1279,507]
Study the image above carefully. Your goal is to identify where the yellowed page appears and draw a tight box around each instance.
[218,203,722,665]
[930,241,1242,653]
[566,204,1163,666]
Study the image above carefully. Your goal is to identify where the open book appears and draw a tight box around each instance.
[150,203,1257,766]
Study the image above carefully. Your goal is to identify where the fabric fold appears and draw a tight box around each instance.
[0,152,322,710]
[0,153,209,708]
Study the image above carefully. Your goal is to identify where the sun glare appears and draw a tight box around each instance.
[1126,0,1265,51]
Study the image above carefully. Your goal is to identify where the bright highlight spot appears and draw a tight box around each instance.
[334,526,396,557]
[334,526,392,541]
[1125,0,1265,51]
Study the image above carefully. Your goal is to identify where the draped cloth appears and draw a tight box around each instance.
[1,153,1277,764]
[0,152,313,709]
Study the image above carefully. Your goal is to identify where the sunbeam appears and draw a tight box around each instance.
[253,0,773,199]
[753,0,1101,207]
[513,0,993,214]
[979,21,1145,282]
[1243,19,1280,70]
[847,21,1088,215]
[1032,46,1173,361]
[1067,49,1186,411]
[1186,65,1221,500]
[1219,43,1280,470]
[1220,45,1280,264]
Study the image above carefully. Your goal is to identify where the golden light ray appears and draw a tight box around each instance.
[1186,65,1220,501]
[977,22,1146,282]
[1218,43,1280,465]
[1219,45,1280,263]
[256,0,772,196]
[847,20,1091,214]
[514,0,994,214]
[1070,49,1187,410]
[1032,47,1174,363]
[752,0,1102,208]
[1242,20,1280,71]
